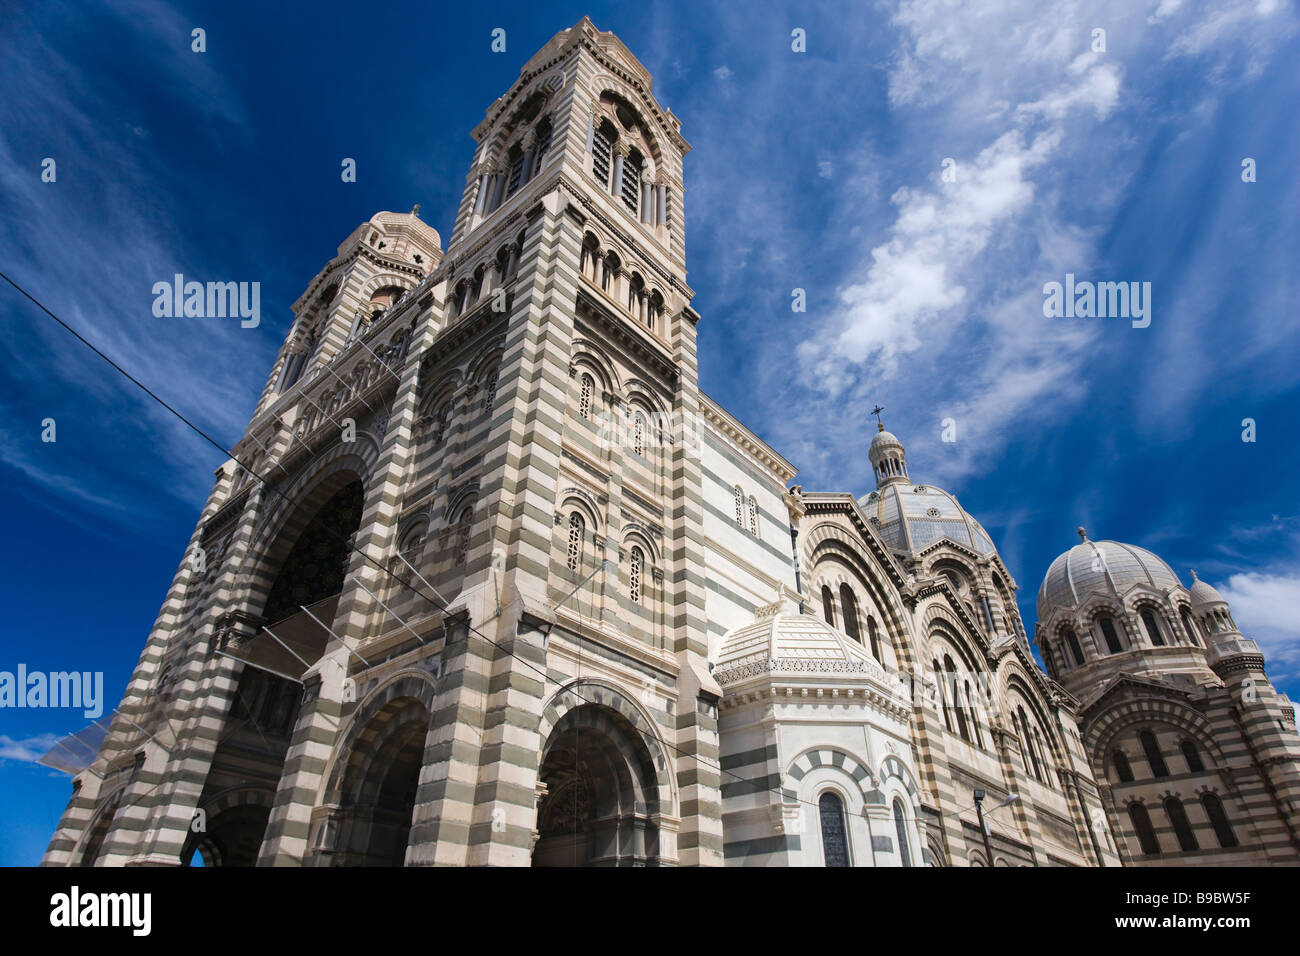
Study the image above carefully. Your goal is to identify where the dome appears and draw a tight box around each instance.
[870,428,903,454]
[867,421,909,488]
[1036,531,1182,619]
[714,600,912,716]
[857,482,997,556]
[366,208,442,253]
[855,418,998,556]
[715,598,898,684]
[1188,569,1227,608]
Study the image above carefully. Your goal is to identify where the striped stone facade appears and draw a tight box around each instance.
[41,18,1296,869]
[1038,543,1300,866]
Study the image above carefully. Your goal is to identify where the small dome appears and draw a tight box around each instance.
[1037,532,1182,619]
[365,209,442,256]
[870,428,903,454]
[1188,569,1227,608]
[717,599,878,676]
[867,420,909,488]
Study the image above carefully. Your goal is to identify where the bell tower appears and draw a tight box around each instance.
[404,17,719,867]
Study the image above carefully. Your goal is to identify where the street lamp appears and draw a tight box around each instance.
[972,789,1019,866]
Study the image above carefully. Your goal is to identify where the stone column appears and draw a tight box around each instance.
[612,144,628,197]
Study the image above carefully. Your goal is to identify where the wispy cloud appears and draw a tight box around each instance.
[1214,569,1300,682]
[746,0,1298,495]
[0,1,268,526]
[0,734,63,765]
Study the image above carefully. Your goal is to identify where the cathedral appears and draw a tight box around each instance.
[43,18,1300,867]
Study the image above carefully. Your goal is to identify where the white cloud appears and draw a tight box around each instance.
[779,0,1298,492]
[1214,570,1300,681]
[0,734,63,764]
[713,65,733,81]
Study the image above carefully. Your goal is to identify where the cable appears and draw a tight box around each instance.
[2,268,847,827]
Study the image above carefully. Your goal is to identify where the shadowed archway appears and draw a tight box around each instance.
[533,703,662,866]
[325,695,431,866]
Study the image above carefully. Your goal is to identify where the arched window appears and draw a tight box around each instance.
[601,253,619,294]
[400,524,425,562]
[821,586,836,627]
[1034,729,1050,786]
[1129,803,1161,856]
[1019,706,1042,781]
[946,656,969,742]
[495,246,512,286]
[1112,750,1134,783]
[1181,740,1205,773]
[621,149,643,213]
[591,119,615,189]
[1140,608,1165,646]
[580,236,600,282]
[532,116,552,176]
[627,272,645,315]
[1164,797,1198,852]
[578,374,594,421]
[747,496,759,536]
[1098,614,1123,654]
[1201,793,1237,848]
[456,509,473,566]
[893,799,912,867]
[470,264,486,305]
[818,792,850,867]
[451,280,469,318]
[934,658,953,732]
[1180,606,1201,646]
[432,402,452,448]
[839,585,861,644]
[505,144,526,198]
[632,412,646,457]
[733,486,744,526]
[647,290,664,331]
[566,512,584,573]
[1140,730,1168,778]
[867,616,882,660]
[1065,628,1085,667]
[967,681,985,749]
[482,369,499,415]
[629,546,643,603]
[279,348,308,392]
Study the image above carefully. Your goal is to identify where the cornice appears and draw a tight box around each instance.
[698,393,797,483]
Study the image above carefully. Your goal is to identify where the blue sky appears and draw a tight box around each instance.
[1,0,1297,866]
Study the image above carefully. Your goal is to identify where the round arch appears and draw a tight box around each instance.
[534,681,673,866]
[313,674,437,867]
[1086,697,1231,778]
[181,787,276,867]
[804,526,912,665]
[538,680,673,808]
[77,787,125,867]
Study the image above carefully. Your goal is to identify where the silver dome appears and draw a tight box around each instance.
[1037,538,1182,619]
[857,482,997,556]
